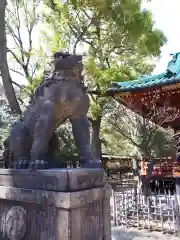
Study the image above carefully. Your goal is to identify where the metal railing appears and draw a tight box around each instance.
[111,183,179,234]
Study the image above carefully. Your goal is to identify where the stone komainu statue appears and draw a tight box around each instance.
[8,52,101,169]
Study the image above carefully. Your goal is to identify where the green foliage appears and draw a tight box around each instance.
[101,120,134,155]
[41,1,72,53]
[6,0,49,99]
[56,122,77,158]
[4,0,169,160]
[20,72,43,98]
[139,128,174,158]
[105,105,174,158]
[0,98,19,144]
[43,0,167,158]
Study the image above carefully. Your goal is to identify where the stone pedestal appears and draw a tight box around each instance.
[0,168,111,240]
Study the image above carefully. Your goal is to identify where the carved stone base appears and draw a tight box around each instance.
[0,168,111,240]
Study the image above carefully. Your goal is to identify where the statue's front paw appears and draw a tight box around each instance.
[28,160,48,170]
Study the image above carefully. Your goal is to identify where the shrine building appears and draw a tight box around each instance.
[107,52,180,185]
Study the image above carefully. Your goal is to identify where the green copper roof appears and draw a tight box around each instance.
[109,52,180,93]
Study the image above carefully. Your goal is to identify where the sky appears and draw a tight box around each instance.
[143,0,180,74]
[5,0,180,86]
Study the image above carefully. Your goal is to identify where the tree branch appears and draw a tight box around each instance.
[9,0,25,63]
[107,112,140,148]
[6,0,41,83]
[7,48,22,66]
[12,81,22,89]
[108,119,140,149]
[68,15,94,54]
[9,67,24,77]
[144,89,180,125]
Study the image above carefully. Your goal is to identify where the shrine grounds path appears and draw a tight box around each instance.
[111,227,179,240]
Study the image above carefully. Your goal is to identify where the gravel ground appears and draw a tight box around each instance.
[111,227,179,240]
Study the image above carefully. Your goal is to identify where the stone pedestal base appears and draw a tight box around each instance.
[0,168,111,240]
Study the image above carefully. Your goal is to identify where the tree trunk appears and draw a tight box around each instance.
[0,0,21,114]
[91,118,102,161]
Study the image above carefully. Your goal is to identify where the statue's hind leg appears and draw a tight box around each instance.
[70,115,102,168]
[29,100,56,169]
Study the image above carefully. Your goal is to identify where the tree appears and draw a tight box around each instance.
[57,122,77,158]
[6,0,48,99]
[105,98,176,158]
[45,0,167,160]
[100,119,134,155]
[0,83,20,145]
[0,0,21,114]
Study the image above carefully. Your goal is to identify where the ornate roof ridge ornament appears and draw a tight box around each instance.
[165,52,180,78]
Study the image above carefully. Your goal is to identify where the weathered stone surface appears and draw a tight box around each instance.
[103,195,112,239]
[67,168,105,191]
[0,184,110,208]
[6,206,27,240]
[0,199,57,240]
[71,199,104,240]
[7,52,98,169]
[0,169,111,240]
[0,168,105,191]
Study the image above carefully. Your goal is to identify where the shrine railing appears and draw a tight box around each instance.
[110,183,179,234]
